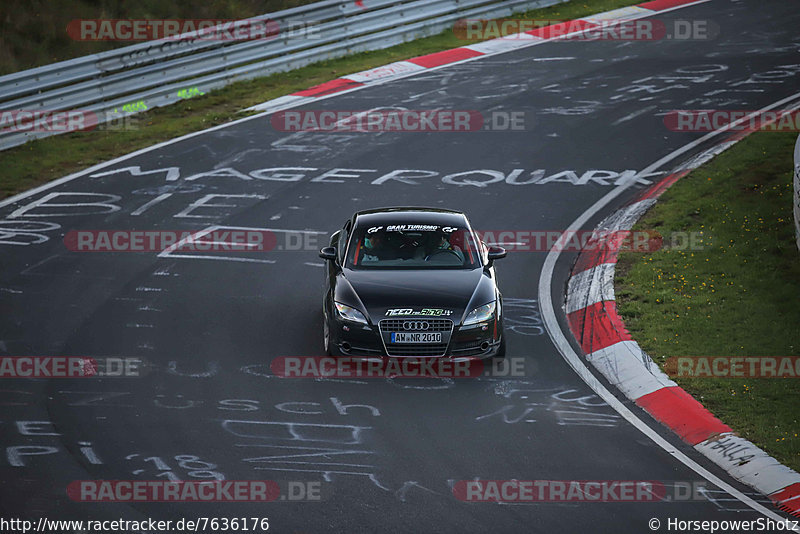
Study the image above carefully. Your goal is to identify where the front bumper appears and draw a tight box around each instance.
[329,314,502,359]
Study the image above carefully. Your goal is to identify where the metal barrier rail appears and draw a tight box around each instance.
[0,0,565,150]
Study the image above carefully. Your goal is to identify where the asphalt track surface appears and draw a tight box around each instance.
[1,1,799,532]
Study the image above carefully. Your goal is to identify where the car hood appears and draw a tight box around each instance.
[337,268,495,324]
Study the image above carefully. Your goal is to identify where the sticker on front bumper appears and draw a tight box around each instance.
[385,308,453,316]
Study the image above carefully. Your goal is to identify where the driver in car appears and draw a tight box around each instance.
[426,230,465,262]
[361,231,393,262]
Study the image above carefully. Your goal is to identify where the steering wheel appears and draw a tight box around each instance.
[425,248,462,262]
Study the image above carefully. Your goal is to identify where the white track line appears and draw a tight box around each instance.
[539,91,800,525]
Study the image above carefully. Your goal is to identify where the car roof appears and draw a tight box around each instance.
[353,207,468,228]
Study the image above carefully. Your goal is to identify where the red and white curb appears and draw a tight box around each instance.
[565,143,800,517]
[245,0,711,114]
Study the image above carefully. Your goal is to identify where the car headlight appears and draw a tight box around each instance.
[334,302,368,324]
[463,301,496,325]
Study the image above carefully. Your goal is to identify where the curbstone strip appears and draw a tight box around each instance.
[245,0,709,113]
[565,145,800,517]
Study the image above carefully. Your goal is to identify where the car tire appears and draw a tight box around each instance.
[323,317,343,357]
[323,314,332,356]
[494,336,506,359]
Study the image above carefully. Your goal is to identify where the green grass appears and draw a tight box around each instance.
[0,0,319,75]
[616,131,800,471]
[0,0,643,200]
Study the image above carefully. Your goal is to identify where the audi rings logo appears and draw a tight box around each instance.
[403,321,430,331]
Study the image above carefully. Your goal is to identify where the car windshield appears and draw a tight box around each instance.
[346,224,482,269]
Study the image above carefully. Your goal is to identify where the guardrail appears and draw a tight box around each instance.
[0,0,565,151]
[794,133,800,251]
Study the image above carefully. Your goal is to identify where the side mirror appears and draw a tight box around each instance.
[487,246,507,261]
[319,247,337,261]
[486,246,506,268]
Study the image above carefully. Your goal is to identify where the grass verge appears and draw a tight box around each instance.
[616,131,800,471]
[0,0,319,75]
[0,0,643,200]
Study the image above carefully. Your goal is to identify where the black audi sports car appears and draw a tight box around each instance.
[319,207,506,359]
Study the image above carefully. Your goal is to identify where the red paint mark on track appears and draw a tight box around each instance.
[635,387,732,445]
[407,48,484,69]
[638,0,700,11]
[572,246,618,274]
[638,170,690,201]
[770,483,800,517]
[567,301,631,354]
[293,78,364,97]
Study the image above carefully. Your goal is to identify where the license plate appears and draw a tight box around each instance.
[390,332,441,344]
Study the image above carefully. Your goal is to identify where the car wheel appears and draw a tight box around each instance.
[323,317,343,357]
[323,316,332,356]
[494,336,506,359]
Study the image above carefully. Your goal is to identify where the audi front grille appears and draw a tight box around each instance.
[378,318,454,357]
